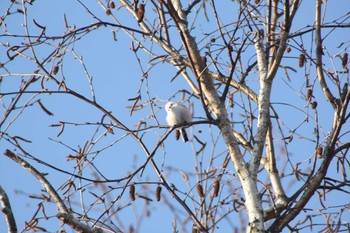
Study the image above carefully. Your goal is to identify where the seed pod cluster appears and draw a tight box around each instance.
[196,184,204,198]
[110,1,115,9]
[129,184,135,201]
[299,54,305,67]
[106,9,112,15]
[286,47,291,53]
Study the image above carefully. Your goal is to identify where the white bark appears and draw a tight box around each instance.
[164,2,266,231]
[0,186,17,233]
[250,32,271,178]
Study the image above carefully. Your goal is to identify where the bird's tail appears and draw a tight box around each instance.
[180,128,189,142]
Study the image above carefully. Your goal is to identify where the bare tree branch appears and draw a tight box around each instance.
[3,149,102,233]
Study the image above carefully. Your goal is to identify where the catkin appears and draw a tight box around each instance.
[196,184,204,198]
[307,89,313,102]
[212,179,220,197]
[342,53,348,69]
[299,54,305,67]
[156,186,162,201]
[317,146,323,158]
[129,184,135,201]
[311,101,318,109]
[137,4,145,23]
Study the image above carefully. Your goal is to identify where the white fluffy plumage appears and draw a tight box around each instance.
[165,102,192,142]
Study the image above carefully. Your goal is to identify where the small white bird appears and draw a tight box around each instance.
[165,102,192,142]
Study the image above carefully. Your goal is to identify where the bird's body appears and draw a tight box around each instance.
[165,102,192,142]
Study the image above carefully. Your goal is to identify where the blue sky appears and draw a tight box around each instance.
[1,0,350,232]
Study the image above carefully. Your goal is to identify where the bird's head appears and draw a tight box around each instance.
[165,102,176,112]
